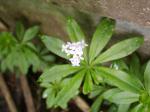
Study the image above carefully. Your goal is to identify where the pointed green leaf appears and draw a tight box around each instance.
[42,88,52,98]
[144,61,150,94]
[110,91,139,104]
[66,17,88,61]
[7,49,28,74]
[103,88,121,100]
[46,90,56,108]
[26,42,37,51]
[16,21,25,40]
[66,17,85,42]
[1,60,7,72]
[39,64,81,83]
[2,57,13,72]
[91,95,103,112]
[96,67,143,93]
[18,51,28,74]
[41,35,69,59]
[91,69,103,85]
[0,32,17,46]
[83,71,93,94]
[111,59,144,89]
[89,17,115,63]
[23,26,39,42]
[93,37,144,64]
[131,104,144,112]
[117,104,130,112]
[89,85,105,98]
[23,46,40,72]
[55,70,85,108]
[40,82,51,88]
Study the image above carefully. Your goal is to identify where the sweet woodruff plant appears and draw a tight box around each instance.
[39,17,144,110]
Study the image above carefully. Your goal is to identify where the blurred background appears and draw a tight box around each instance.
[0,0,150,112]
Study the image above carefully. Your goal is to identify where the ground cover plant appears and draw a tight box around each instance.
[38,17,144,112]
[0,16,148,112]
[0,22,51,112]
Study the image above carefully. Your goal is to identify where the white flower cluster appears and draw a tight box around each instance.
[62,40,88,66]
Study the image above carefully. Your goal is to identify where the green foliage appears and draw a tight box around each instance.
[96,66,143,93]
[93,37,143,64]
[41,35,68,59]
[0,22,51,75]
[39,64,81,83]
[0,32,17,59]
[144,61,150,94]
[117,104,130,112]
[36,46,55,71]
[39,17,143,109]
[89,17,115,63]
[23,26,39,42]
[0,17,146,111]
[66,17,85,42]
[54,70,85,108]
[103,90,139,104]
[101,54,150,112]
[90,94,103,112]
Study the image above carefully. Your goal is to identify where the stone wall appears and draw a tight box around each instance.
[0,0,150,59]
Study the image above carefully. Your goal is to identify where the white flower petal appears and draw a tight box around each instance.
[62,40,88,66]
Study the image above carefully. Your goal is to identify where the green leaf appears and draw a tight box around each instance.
[46,89,56,108]
[66,17,85,42]
[117,104,130,112]
[55,70,85,108]
[66,17,88,62]
[5,49,28,74]
[42,88,52,98]
[83,71,93,94]
[39,64,81,83]
[93,37,144,64]
[96,67,143,93]
[130,54,142,79]
[26,42,37,51]
[144,61,150,94]
[41,35,68,59]
[111,59,129,71]
[1,60,7,72]
[40,82,51,88]
[91,69,103,85]
[91,72,102,85]
[89,85,105,98]
[131,104,144,112]
[16,21,25,40]
[90,95,103,112]
[89,17,115,63]
[23,26,39,42]
[103,88,121,100]
[111,58,144,90]
[23,46,40,72]
[17,51,28,74]
[0,32,17,47]
[42,55,55,62]
[109,91,139,104]
[3,53,14,72]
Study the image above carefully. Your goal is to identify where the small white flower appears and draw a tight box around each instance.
[69,56,80,66]
[62,40,87,66]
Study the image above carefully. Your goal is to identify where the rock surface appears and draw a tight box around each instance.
[0,0,150,58]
